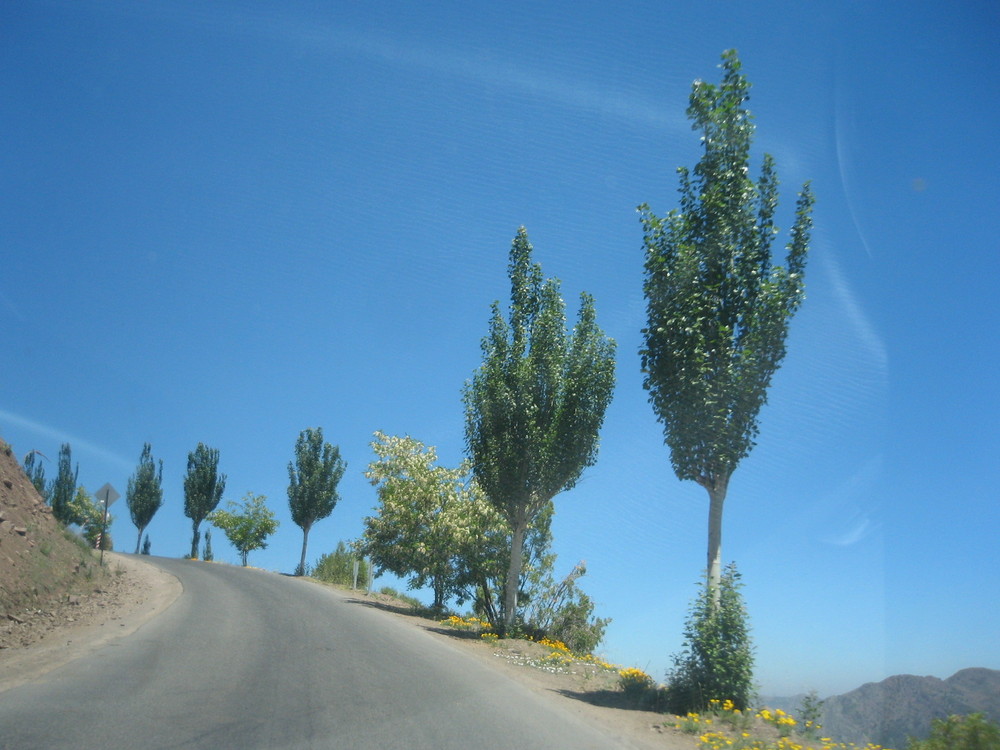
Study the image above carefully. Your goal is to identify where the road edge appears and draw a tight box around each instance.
[0,553,182,693]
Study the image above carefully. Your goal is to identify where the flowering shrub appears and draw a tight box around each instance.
[440,615,491,632]
[684,700,896,750]
[758,708,798,737]
[618,667,654,698]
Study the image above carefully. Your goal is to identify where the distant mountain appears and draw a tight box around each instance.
[816,668,1000,748]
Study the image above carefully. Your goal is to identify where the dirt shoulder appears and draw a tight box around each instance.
[319,584,696,750]
[0,553,181,693]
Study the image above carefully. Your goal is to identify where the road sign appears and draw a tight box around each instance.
[95,483,120,507]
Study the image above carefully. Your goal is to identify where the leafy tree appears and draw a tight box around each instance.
[49,443,78,525]
[357,431,554,628]
[906,713,1000,750]
[313,541,370,588]
[68,486,113,550]
[208,492,279,566]
[183,443,226,559]
[202,529,214,561]
[358,432,495,611]
[639,50,814,599]
[141,534,152,555]
[666,563,754,714]
[288,427,346,576]
[22,450,48,500]
[126,443,164,554]
[463,226,616,633]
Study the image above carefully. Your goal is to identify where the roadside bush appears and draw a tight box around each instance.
[521,561,610,656]
[665,562,754,715]
[313,541,370,588]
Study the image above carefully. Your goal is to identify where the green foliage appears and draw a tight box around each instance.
[357,431,556,629]
[639,49,814,591]
[906,713,1000,750]
[288,427,346,576]
[666,563,754,715]
[208,492,279,567]
[126,443,164,554]
[141,534,151,555]
[463,226,616,631]
[67,485,112,549]
[312,541,369,588]
[358,432,492,611]
[183,443,226,560]
[202,529,214,561]
[49,443,79,525]
[798,690,824,739]
[522,560,610,656]
[22,450,48,501]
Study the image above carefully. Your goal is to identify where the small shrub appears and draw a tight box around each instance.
[141,535,151,555]
[665,563,754,715]
[798,690,824,738]
[619,667,654,699]
[312,541,369,588]
[521,560,610,655]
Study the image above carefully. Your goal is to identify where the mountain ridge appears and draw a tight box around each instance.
[765,667,1000,748]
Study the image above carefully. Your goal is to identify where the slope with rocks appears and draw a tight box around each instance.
[0,437,120,649]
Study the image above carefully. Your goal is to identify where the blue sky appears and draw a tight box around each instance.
[2,1,997,697]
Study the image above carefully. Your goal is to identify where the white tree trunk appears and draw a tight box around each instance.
[705,475,730,608]
[503,519,527,633]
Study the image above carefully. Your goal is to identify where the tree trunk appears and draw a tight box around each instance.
[241,550,248,567]
[297,525,311,576]
[135,526,145,555]
[432,578,445,612]
[503,517,527,634]
[705,475,730,608]
[190,523,201,560]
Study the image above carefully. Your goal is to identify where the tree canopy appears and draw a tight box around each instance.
[126,443,164,554]
[208,492,279,566]
[183,443,226,559]
[464,226,616,632]
[639,49,813,593]
[288,427,345,576]
[49,443,78,525]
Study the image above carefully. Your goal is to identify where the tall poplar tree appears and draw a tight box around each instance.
[22,450,48,500]
[288,427,345,576]
[464,226,616,633]
[639,50,814,600]
[49,443,78,525]
[126,443,164,554]
[183,443,226,559]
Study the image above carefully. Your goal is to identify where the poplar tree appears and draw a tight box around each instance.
[183,443,226,559]
[126,443,164,554]
[22,450,47,500]
[49,443,78,525]
[288,428,345,576]
[639,50,814,600]
[464,227,616,633]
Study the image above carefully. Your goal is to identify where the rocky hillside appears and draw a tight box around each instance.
[0,438,112,644]
[820,667,1000,747]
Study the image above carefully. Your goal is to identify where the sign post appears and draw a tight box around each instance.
[94,483,120,566]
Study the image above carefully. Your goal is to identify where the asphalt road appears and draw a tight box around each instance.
[0,557,625,749]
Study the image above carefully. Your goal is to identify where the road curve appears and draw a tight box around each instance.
[0,556,626,749]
